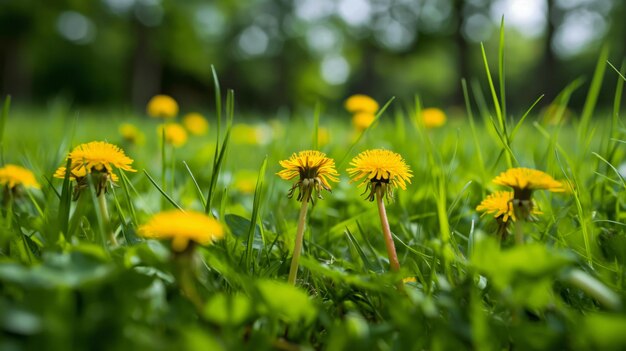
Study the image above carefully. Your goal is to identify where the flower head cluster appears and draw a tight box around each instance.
[54,141,136,198]
[347,149,412,201]
[345,95,379,132]
[138,210,225,252]
[0,164,40,190]
[147,94,179,119]
[420,108,447,129]
[277,150,339,203]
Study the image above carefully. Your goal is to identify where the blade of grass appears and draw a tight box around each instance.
[182,161,207,208]
[143,169,183,210]
[344,227,376,272]
[509,94,543,141]
[57,157,73,242]
[498,16,507,124]
[118,170,138,226]
[462,79,487,184]
[205,121,232,214]
[480,42,512,168]
[245,156,267,271]
[579,44,609,143]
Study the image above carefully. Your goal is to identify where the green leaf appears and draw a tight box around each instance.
[203,293,253,326]
[255,279,317,324]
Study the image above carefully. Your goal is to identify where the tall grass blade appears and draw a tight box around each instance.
[182,161,207,208]
[143,169,183,210]
[245,156,267,270]
[579,44,609,142]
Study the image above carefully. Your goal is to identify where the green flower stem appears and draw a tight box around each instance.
[97,192,116,246]
[376,190,400,272]
[287,194,310,285]
[175,247,204,311]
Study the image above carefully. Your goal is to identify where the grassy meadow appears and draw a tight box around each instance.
[1,50,626,351]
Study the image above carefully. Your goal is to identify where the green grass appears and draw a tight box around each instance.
[1,50,626,350]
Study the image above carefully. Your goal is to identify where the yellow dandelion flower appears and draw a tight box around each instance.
[476,191,542,222]
[352,112,376,131]
[54,141,135,180]
[54,141,135,198]
[158,123,188,147]
[147,94,179,119]
[420,108,446,128]
[0,164,40,190]
[119,123,145,145]
[138,210,225,252]
[183,112,209,136]
[493,167,564,199]
[347,149,412,201]
[476,191,516,222]
[277,150,339,203]
[345,94,379,114]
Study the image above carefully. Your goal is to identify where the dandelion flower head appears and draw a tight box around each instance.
[352,112,376,131]
[158,123,188,147]
[476,191,517,222]
[183,112,209,136]
[0,164,40,190]
[54,141,136,182]
[347,149,412,201]
[277,150,339,202]
[147,94,179,119]
[138,210,225,252]
[493,167,564,199]
[345,94,379,114]
[420,108,447,128]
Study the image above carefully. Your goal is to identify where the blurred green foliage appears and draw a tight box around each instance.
[0,0,625,112]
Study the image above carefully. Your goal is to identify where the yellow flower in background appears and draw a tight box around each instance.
[158,123,188,147]
[347,149,412,201]
[420,108,447,128]
[277,150,339,202]
[147,94,178,119]
[0,164,40,190]
[183,112,209,136]
[493,167,564,199]
[119,123,145,145]
[345,94,379,114]
[352,112,376,131]
[233,170,258,194]
[138,210,225,252]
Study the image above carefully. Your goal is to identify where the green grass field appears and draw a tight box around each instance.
[1,49,626,351]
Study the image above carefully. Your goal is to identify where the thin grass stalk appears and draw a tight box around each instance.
[287,188,310,285]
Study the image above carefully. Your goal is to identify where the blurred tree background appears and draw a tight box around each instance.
[0,0,624,114]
